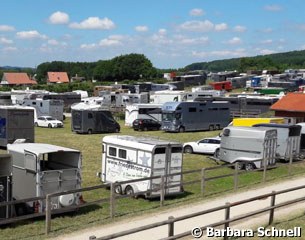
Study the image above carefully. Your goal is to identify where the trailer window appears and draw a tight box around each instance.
[109,147,117,157]
[171,147,182,153]
[88,113,93,119]
[154,148,166,154]
[118,149,127,159]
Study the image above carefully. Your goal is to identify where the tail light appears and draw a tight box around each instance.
[34,201,40,213]
[139,120,143,124]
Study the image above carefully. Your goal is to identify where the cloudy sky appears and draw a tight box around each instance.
[0,0,304,69]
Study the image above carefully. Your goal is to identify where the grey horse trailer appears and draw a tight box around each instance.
[0,154,12,219]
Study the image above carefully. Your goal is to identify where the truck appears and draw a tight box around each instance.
[101,135,183,198]
[231,117,285,127]
[253,123,301,161]
[161,101,230,132]
[7,143,83,215]
[125,103,162,127]
[0,106,35,147]
[219,126,277,170]
[0,154,12,219]
[21,99,64,121]
[71,108,120,134]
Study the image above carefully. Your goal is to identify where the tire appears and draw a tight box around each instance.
[48,124,52,128]
[125,185,135,197]
[245,162,255,171]
[214,148,220,158]
[115,128,120,133]
[235,162,244,170]
[34,122,38,127]
[179,126,185,133]
[215,124,220,130]
[114,185,122,195]
[184,146,193,154]
[88,129,92,134]
[209,125,214,131]
[144,127,148,131]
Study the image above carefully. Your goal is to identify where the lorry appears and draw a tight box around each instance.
[0,106,35,147]
[71,108,120,134]
[21,99,64,121]
[161,101,230,132]
[231,117,285,127]
[0,154,12,219]
[101,135,183,198]
[125,103,162,127]
[218,126,277,170]
[7,143,82,215]
[253,123,302,161]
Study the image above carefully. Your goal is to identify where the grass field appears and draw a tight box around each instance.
[1,117,305,240]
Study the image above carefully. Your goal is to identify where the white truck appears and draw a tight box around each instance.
[7,143,83,215]
[219,126,277,170]
[101,135,183,197]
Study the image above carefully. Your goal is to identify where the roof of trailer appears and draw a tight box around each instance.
[7,143,80,155]
[102,135,181,151]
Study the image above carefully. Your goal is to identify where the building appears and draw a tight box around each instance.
[47,72,69,84]
[270,92,305,123]
[1,73,37,86]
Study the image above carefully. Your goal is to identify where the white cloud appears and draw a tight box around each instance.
[0,25,15,31]
[99,38,122,46]
[234,25,247,32]
[259,49,276,55]
[262,28,273,33]
[190,8,204,16]
[47,39,59,45]
[192,49,246,58]
[69,17,115,30]
[264,5,282,12]
[175,36,209,45]
[261,39,273,44]
[226,37,242,45]
[180,20,214,32]
[16,30,48,39]
[158,29,167,35]
[80,43,97,49]
[215,23,228,31]
[49,11,70,24]
[2,46,17,51]
[135,25,148,32]
[0,37,13,44]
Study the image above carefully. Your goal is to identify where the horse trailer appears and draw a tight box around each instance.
[0,154,12,219]
[101,135,183,198]
[8,143,83,215]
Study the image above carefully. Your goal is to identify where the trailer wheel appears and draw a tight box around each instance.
[179,126,185,133]
[245,162,255,171]
[115,128,120,133]
[48,123,52,128]
[34,122,38,127]
[235,162,244,170]
[125,185,135,197]
[88,129,92,134]
[209,125,214,131]
[215,124,220,130]
[114,185,122,194]
[184,146,193,154]
[15,204,27,216]
[144,127,148,131]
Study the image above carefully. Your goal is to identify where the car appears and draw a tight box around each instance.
[183,137,221,156]
[132,118,161,131]
[34,116,64,128]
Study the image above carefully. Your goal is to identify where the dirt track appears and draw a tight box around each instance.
[55,176,305,240]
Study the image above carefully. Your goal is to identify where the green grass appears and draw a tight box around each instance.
[1,118,305,240]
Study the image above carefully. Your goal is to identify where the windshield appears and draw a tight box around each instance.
[162,113,175,121]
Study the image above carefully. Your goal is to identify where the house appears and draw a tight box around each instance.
[70,74,85,83]
[1,72,37,86]
[47,72,69,84]
[270,92,305,123]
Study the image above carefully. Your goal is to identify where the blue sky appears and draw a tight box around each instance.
[0,0,305,69]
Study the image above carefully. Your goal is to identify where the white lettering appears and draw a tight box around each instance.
[206,227,214,237]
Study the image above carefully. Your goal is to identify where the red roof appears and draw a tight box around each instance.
[270,92,305,112]
[47,72,69,83]
[2,72,37,85]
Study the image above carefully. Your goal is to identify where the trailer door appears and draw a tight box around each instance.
[151,147,166,195]
[167,146,183,194]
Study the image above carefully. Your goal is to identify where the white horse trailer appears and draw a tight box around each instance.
[125,103,162,126]
[219,126,277,170]
[101,135,183,198]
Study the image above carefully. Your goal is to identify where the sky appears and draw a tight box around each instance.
[1,0,305,69]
